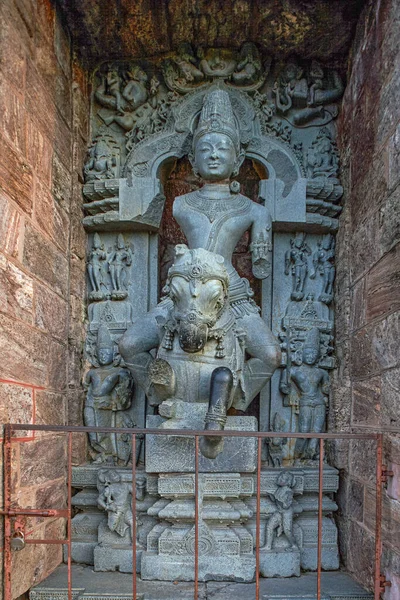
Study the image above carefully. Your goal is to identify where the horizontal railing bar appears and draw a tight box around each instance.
[25,539,68,545]
[5,423,379,439]
[0,509,69,517]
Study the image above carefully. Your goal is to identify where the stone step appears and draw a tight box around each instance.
[30,564,373,600]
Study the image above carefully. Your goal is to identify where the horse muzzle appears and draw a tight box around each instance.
[178,320,209,353]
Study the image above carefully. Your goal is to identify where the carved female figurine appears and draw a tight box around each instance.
[108,234,134,300]
[284,232,311,301]
[87,233,108,300]
[310,234,335,303]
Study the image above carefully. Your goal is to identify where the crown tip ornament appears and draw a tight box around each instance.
[193,88,240,152]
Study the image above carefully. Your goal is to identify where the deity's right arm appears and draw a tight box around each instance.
[249,203,273,279]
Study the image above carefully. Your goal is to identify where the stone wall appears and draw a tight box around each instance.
[334,0,400,596]
[0,0,89,596]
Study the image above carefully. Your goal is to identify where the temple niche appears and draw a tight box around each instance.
[73,44,343,581]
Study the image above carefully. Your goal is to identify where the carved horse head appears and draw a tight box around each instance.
[162,245,229,354]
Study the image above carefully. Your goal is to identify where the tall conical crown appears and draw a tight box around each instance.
[97,324,113,350]
[303,327,320,353]
[193,88,240,152]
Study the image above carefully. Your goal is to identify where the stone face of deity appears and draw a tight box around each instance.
[192,132,241,182]
[98,347,114,366]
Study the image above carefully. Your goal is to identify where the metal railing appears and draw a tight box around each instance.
[1,424,391,600]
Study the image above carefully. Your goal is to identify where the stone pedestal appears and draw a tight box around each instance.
[141,471,256,582]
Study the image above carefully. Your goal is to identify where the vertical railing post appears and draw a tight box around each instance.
[317,437,324,600]
[3,424,12,600]
[374,434,383,600]
[67,432,73,600]
[194,435,199,600]
[255,437,262,600]
[131,434,137,600]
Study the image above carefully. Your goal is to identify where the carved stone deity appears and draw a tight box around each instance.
[120,88,281,414]
[279,327,329,460]
[84,324,134,464]
[265,471,297,551]
[284,233,311,301]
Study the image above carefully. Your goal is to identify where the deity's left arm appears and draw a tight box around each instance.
[249,204,273,279]
[321,369,330,399]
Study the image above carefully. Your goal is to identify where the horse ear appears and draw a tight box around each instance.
[175,243,188,257]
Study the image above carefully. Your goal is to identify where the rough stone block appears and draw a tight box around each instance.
[366,244,400,321]
[25,59,56,140]
[297,515,339,571]
[26,117,53,186]
[349,211,380,283]
[23,224,68,298]
[0,192,25,259]
[35,390,67,427]
[259,548,300,578]
[0,253,34,323]
[94,545,142,573]
[20,436,67,487]
[0,312,49,386]
[0,78,26,153]
[52,152,72,213]
[0,134,33,215]
[34,281,68,340]
[34,180,69,253]
[0,381,33,432]
[352,377,381,428]
[64,541,97,566]
[146,414,257,473]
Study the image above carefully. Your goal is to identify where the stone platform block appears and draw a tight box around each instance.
[146,415,257,473]
[64,540,97,565]
[259,548,300,578]
[141,553,256,582]
[94,545,143,573]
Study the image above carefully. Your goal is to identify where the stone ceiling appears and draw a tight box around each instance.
[58,0,365,72]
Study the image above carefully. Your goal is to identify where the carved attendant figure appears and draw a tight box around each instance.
[285,233,311,301]
[310,234,335,303]
[108,234,134,300]
[87,233,108,300]
[265,472,297,551]
[280,327,329,460]
[84,140,115,183]
[84,325,133,463]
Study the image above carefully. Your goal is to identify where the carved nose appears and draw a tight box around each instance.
[210,151,218,159]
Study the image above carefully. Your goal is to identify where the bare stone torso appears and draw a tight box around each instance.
[173,189,263,271]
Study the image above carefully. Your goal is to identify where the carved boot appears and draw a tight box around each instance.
[200,367,233,459]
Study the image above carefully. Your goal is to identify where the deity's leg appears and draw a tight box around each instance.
[295,406,312,459]
[119,301,171,393]
[306,404,326,458]
[232,312,281,411]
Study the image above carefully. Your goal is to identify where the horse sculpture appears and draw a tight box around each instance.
[121,244,248,458]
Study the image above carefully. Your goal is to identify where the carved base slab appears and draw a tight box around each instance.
[145,415,257,473]
[141,554,256,582]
